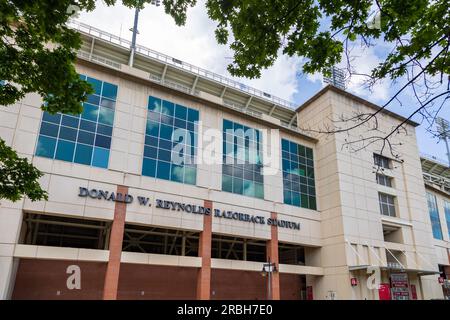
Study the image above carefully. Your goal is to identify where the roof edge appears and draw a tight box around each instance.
[296,85,420,127]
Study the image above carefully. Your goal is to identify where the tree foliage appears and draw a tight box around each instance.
[0,0,449,202]
[0,139,46,202]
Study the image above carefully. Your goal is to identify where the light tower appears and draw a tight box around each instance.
[128,0,161,67]
[436,117,450,167]
[323,66,346,90]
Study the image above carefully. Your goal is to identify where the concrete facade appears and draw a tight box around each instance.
[0,22,449,300]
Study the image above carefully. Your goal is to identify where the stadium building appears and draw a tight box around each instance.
[0,21,449,300]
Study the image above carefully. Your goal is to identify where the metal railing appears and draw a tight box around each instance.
[68,20,297,110]
[420,152,449,167]
[423,172,450,192]
[77,51,122,70]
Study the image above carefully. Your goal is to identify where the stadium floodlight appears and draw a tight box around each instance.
[436,117,450,167]
[323,66,346,90]
[128,1,161,67]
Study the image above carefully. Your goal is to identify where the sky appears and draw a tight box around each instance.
[77,0,450,165]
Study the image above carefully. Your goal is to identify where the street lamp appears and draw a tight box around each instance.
[128,0,161,67]
[261,258,277,300]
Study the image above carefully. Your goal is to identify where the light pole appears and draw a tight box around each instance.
[436,117,450,167]
[261,258,277,300]
[128,0,161,67]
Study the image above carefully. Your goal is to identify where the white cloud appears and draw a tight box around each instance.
[337,44,390,102]
[77,0,301,102]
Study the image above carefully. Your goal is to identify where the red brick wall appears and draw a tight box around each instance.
[211,269,267,300]
[211,269,303,300]
[12,259,106,300]
[117,264,197,299]
[280,274,302,300]
[197,200,213,300]
[103,185,128,300]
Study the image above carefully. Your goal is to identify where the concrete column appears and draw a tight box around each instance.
[266,212,280,300]
[196,200,212,300]
[102,185,128,300]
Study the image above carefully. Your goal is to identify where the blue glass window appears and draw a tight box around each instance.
[55,140,75,162]
[35,135,56,158]
[87,77,102,95]
[39,122,59,137]
[222,119,264,199]
[427,193,443,240]
[142,96,198,185]
[43,112,61,124]
[281,138,316,210]
[74,144,93,165]
[61,115,79,128]
[92,147,110,168]
[444,201,450,239]
[101,82,118,100]
[77,130,95,145]
[35,74,117,169]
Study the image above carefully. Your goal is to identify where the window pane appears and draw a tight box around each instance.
[142,158,156,177]
[232,177,243,194]
[171,164,184,183]
[100,97,115,109]
[35,135,56,158]
[156,161,170,180]
[159,124,173,140]
[292,192,300,207]
[94,134,111,149]
[223,119,233,132]
[81,103,99,122]
[243,180,255,197]
[80,119,96,132]
[74,144,93,165]
[157,149,171,162]
[92,147,109,168]
[143,146,156,159]
[59,126,77,141]
[374,154,390,169]
[148,110,160,122]
[187,108,199,122]
[87,77,102,95]
[98,107,114,125]
[146,120,160,136]
[309,196,317,210]
[160,114,174,125]
[162,100,175,116]
[55,140,75,162]
[43,112,61,124]
[101,82,118,100]
[284,190,292,205]
[61,115,80,128]
[86,94,100,106]
[148,96,162,112]
[222,175,233,192]
[96,124,113,136]
[175,104,187,119]
[158,138,172,150]
[78,130,95,145]
[301,194,309,208]
[40,122,59,137]
[145,135,158,147]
